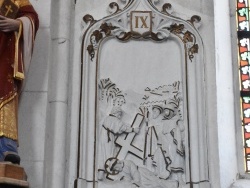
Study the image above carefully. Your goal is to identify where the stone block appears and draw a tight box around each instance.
[0,163,28,188]
[231,179,250,188]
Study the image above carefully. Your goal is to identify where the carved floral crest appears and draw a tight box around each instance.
[83,0,201,62]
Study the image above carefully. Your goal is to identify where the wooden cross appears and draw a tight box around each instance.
[4,5,13,17]
[115,113,144,160]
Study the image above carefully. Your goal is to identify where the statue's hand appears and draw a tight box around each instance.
[133,127,140,134]
[0,15,20,32]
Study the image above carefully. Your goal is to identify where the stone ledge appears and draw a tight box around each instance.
[230,179,250,188]
[0,163,27,180]
[0,177,29,187]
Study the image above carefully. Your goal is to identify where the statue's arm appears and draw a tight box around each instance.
[0,15,20,32]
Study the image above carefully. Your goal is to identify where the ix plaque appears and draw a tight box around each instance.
[131,11,152,35]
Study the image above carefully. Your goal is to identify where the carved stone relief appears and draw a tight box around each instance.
[97,79,184,188]
[77,0,209,188]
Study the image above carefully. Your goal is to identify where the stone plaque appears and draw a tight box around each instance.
[131,11,152,35]
[77,0,210,188]
[0,163,28,187]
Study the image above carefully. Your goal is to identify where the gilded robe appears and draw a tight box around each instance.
[0,0,39,141]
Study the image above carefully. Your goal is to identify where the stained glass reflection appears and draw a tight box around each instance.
[243,96,250,103]
[239,37,250,92]
[237,0,250,31]
[238,0,250,173]
[245,124,250,132]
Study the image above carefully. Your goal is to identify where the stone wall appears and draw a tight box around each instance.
[15,0,250,187]
[18,0,51,187]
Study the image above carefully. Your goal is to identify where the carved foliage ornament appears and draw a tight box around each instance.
[83,0,201,62]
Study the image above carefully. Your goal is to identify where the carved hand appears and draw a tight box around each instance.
[133,127,140,134]
[0,15,20,32]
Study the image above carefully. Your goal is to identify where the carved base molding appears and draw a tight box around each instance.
[231,180,250,188]
[0,162,28,188]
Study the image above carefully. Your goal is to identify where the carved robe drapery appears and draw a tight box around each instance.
[98,114,132,172]
[0,1,39,140]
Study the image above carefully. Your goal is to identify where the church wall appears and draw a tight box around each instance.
[14,0,250,187]
[229,0,250,188]
[43,0,74,188]
[214,0,238,187]
[18,0,51,187]
[230,0,246,178]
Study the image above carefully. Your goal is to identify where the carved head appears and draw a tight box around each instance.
[162,103,177,120]
[111,106,123,119]
[152,105,163,119]
[113,96,126,106]
[105,157,121,175]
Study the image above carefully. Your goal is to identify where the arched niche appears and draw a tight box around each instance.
[77,1,209,188]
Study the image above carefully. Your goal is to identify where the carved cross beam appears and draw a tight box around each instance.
[115,113,144,160]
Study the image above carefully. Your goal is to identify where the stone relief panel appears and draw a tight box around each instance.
[77,0,209,188]
[97,77,185,188]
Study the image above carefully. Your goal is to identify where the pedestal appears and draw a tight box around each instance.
[0,162,29,187]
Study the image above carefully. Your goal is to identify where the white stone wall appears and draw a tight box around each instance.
[14,0,250,188]
[214,0,238,187]
[71,0,243,187]
[72,0,218,187]
[18,0,51,188]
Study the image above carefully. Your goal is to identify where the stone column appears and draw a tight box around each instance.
[214,0,238,187]
[43,1,73,188]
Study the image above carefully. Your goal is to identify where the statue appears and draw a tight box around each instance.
[98,106,140,180]
[144,105,164,171]
[153,102,185,187]
[0,0,39,164]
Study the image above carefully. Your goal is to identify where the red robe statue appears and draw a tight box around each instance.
[0,0,39,163]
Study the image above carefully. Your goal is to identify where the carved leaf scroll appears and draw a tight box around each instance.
[83,14,96,25]
[188,15,202,28]
[167,23,199,61]
[162,3,173,16]
[87,23,118,61]
[108,2,121,15]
